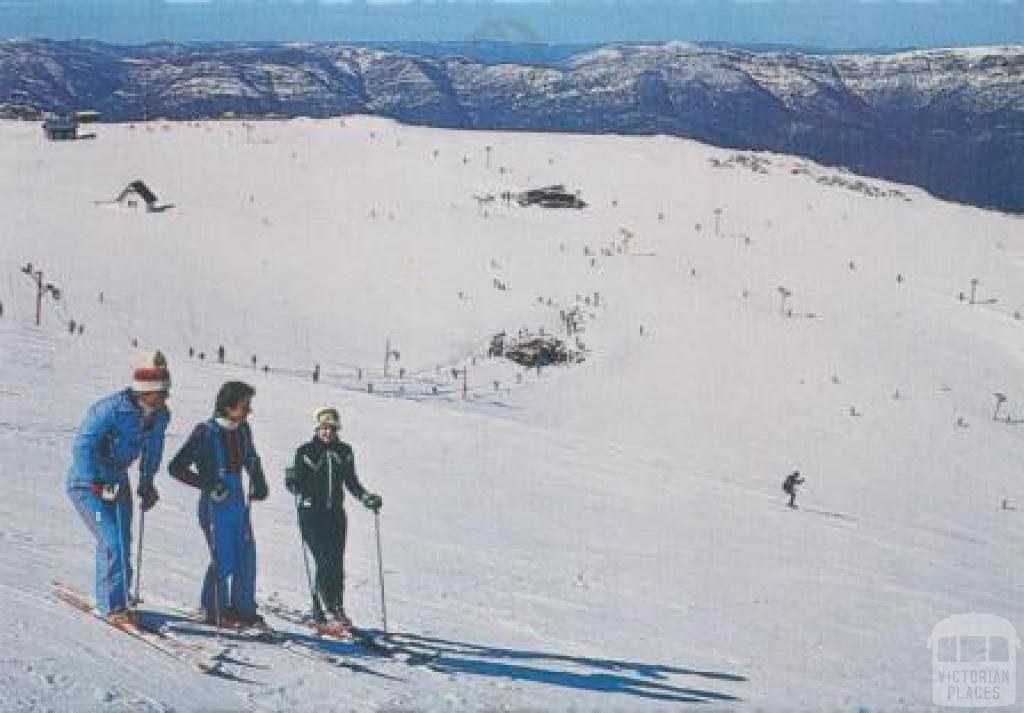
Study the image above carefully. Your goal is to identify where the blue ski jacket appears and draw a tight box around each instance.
[66,389,170,492]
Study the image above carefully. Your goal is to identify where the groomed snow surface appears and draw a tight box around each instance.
[1,116,1023,711]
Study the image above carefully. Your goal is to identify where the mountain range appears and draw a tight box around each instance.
[2,39,1021,212]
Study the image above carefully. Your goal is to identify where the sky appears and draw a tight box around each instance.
[0,0,1020,49]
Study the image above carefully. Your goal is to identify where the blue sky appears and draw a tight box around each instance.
[0,1,1021,49]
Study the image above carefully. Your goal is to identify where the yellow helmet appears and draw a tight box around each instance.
[313,406,341,429]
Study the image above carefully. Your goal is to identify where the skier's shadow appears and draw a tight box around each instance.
[370,630,747,704]
[144,612,402,680]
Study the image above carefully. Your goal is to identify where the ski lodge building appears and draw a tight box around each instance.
[115,180,160,211]
[42,116,79,141]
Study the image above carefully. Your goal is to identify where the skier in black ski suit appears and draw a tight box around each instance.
[287,407,381,634]
[783,470,804,509]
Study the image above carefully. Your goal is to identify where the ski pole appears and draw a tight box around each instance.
[374,510,388,634]
[115,493,131,614]
[294,488,321,620]
[133,507,145,605]
[242,487,262,625]
[208,497,222,636]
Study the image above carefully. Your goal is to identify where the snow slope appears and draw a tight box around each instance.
[1,115,1023,711]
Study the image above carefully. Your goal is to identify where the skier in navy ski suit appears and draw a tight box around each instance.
[66,352,171,623]
[169,381,268,627]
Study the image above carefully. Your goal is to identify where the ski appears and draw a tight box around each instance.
[162,616,382,676]
[51,582,257,682]
[278,638,401,678]
[258,598,441,665]
[130,592,281,640]
[155,625,267,670]
[134,594,392,676]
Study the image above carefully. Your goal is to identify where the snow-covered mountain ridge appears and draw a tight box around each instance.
[2,39,1022,212]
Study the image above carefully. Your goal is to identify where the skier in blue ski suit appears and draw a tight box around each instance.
[66,352,171,620]
[168,381,268,627]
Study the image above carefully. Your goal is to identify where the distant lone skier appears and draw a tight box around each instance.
[217,345,225,364]
[783,470,805,509]
[287,407,382,635]
[66,352,171,625]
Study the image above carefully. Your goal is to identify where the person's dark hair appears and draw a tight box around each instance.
[215,381,255,417]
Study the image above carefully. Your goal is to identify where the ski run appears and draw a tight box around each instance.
[2,115,1024,710]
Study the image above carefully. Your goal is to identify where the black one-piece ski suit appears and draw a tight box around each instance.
[289,437,369,617]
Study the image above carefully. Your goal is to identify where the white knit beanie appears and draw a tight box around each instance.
[131,350,171,393]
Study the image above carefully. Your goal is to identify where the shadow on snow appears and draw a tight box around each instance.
[372,629,747,704]
[146,609,747,702]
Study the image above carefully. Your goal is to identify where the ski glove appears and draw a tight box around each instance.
[209,481,230,504]
[360,492,382,512]
[138,484,159,512]
[284,467,298,495]
[249,471,269,502]
[170,467,202,489]
[90,481,121,502]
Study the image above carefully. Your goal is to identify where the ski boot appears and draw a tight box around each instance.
[105,608,140,630]
[315,610,352,637]
[235,611,269,631]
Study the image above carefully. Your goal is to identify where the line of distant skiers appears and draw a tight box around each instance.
[185,344,321,382]
[65,351,381,636]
